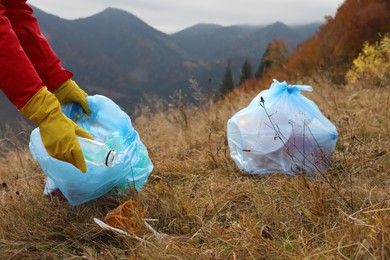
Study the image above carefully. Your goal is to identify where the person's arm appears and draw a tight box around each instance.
[0,3,41,108]
[3,1,91,115]
[2,0,72,91]
[0,5,91,172]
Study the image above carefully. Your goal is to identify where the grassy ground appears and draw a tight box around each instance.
[0,75,389,259]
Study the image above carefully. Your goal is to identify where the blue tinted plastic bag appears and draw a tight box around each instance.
[30,95,153,205]
[227,79,338,176]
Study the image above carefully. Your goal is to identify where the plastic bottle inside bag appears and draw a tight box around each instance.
[77,137,116,167]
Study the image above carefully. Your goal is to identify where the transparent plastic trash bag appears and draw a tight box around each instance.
[227,79,338,176]
[29,95,153,205]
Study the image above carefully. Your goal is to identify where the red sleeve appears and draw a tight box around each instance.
[0,4,42,109]
[2,0,73,91]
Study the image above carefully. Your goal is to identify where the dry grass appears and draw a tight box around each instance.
[0,75,389,259]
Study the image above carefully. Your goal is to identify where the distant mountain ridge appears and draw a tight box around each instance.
[0,7,321,132]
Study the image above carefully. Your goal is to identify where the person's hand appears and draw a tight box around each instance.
[53,79,91,115]
[20,87,93,173]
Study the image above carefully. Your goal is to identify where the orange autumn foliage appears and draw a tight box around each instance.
[286,0,390,82]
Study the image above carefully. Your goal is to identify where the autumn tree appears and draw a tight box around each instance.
[347,34,390,86]
[239,60,252,85]
[255,40,289,78]
[286,0,390,82]
[255,43,272,77]
[218,60,235,97]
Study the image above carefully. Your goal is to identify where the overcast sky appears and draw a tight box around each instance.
[28,0,344,34]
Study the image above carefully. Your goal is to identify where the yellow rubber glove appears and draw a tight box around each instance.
[53,79,91,115]
[20,87,93,173]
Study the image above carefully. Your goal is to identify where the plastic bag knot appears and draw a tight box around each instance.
[272,79,313,94]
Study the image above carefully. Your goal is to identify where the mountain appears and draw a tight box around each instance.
[172,24,255,60]
[173,23,225,38]
[35,8,189,107]
[291,23,322,39]
[171,21,321,61]
[0,7,320,133]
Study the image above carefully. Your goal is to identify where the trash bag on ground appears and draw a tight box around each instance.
[29,95,153,205]
[227,79,338,176]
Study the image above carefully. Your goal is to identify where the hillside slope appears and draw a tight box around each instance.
[286,0,390,81]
